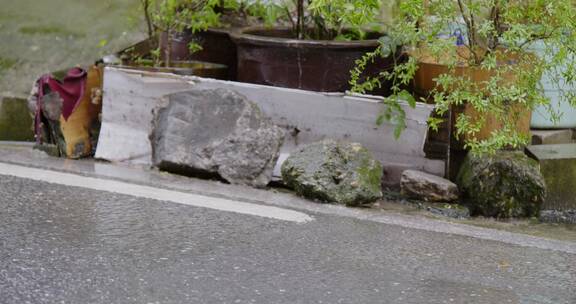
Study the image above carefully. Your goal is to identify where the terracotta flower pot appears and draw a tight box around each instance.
[412,47,532,143]
[230,26,397,94]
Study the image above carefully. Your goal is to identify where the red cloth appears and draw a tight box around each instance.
[39,67,87,120]
[35,67,87,143]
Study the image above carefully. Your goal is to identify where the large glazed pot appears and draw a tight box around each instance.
[160,28,237,80]
[230,27,396,94]
[413,48,533,179]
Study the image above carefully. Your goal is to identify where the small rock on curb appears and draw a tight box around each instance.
[400,169,459,202]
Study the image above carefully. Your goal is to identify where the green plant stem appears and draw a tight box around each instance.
[456,0,480,64]
[487,3,500,51]
[296,0,304,39]
[284,5,296,31]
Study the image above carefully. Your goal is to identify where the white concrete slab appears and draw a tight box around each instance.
[96,67,444,179]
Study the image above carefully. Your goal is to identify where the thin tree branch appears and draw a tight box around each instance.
[142,0,155,39]
[456,0,480,64]
[487,3,499,51]
[284,5,296,32]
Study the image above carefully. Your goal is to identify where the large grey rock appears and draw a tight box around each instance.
[281,139,383,206]
[400,170,459,202]
[152,89,285,188]
[456,151,546,218]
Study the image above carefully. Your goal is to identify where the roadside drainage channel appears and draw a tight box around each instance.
[0,143,575,255]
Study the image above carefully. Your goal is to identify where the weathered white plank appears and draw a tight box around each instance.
[96,70,193,165]
[96,67,444,180]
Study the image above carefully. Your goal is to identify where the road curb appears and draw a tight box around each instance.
[0,143,575,254]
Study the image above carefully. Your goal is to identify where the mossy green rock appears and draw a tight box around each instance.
[0,96,34,141]
[281,140,383,206]
[456,151,546,218]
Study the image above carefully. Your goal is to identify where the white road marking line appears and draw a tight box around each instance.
[0,162,313,223]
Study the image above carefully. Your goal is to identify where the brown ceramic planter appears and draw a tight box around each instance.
[412,48,531,144]
[413,48,533,179]
[115,39,229,80]
[230,27,397,94]
[159,28,237,80]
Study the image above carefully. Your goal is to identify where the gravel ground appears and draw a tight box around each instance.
[0,0,145,97]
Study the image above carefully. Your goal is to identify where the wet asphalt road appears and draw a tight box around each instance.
[0,175,575,304]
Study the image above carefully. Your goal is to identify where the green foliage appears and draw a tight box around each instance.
[350,34,418,138]
[351,0,576,155]
[308,0,382,40]
[244,1,287,27]
[141,0,385,46]
[248,0,384,40]
[140,0,246,65]
[145,0,234,34]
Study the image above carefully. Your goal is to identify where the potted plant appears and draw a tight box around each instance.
[116,0,239,79]
[351,0,576,156]
[151,0,259,80]
[230,0,399,93]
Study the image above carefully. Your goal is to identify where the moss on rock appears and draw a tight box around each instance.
[0,96,34,141]
[281,140,383,206]
[456,151,546,218]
